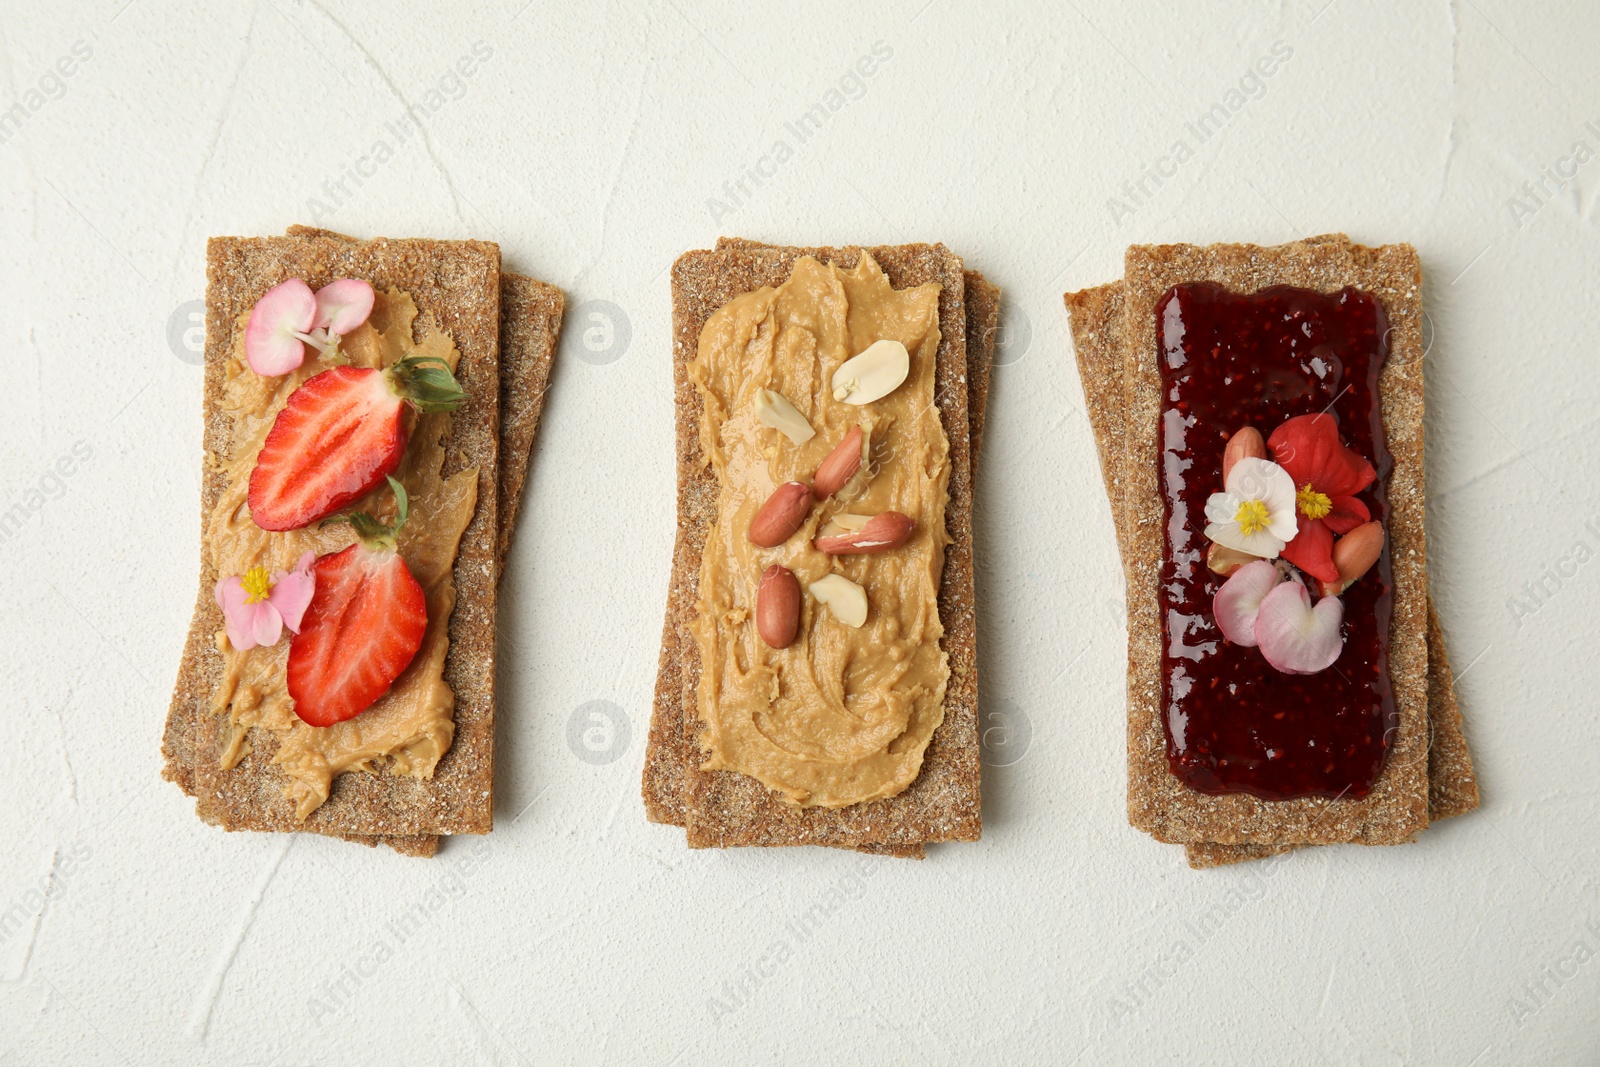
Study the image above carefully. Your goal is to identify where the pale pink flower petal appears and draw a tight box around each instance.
[1254,580,1344,675]
[269,551,317,634]
[245,278,316,376]
[217,576,279,651]
[312,278,375,335]
[245,602,284,649]
[1211,560,1282,647]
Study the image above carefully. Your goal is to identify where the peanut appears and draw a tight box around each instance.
[747,481,814,547]
[813,426,864,499]
[756,565,801,648]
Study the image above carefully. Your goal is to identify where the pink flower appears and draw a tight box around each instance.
[1211,560,1282,647]
[1254,578,1344,675]
[244,278,375,376]
[214,551,316,651]
[1212,561,1345,675]
[245,279,317,376]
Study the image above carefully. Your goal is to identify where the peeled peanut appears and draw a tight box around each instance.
[1323,521,1385,595]
[748,481,813,547]
[1207,541,1261,577]
[756,565,801,649]
[832,340,910,404]
[754,389,815,446]
[813,511,914,555]
[809,573,868,628]
[1222,426,1267,481]
[813,426,864,499]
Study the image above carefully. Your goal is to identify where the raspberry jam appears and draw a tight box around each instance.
[1156,282,1395,800]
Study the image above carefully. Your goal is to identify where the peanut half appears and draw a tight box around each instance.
[809,573,868,628]
[1222,426,1267,481]
[755,388,816,446]
[1322,521,1385,596]
[813,425,864,499]
[756,565,801,648]
[813,511,914,555]
[1207,541,1261,577]
[832,340,910,405]
[748,481,813,547]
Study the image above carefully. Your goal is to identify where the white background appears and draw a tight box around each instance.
[1,1,1596,1064]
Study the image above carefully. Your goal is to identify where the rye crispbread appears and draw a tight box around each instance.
[165,235,501,840]
[642,247,998,860]
[642,241,984,849]
[163,234,564,855]
[962,271,1000,470]
[1066,236,1477,855]
[1065,278,1478,866]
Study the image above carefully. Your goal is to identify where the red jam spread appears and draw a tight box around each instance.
[1156,282,1395,800]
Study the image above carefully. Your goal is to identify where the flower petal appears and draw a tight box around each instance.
[312,278,375,335]
[219,579,273,651]
[1212,560,1282,646]
[246,603,284,649]
[269,551,317,634]
[1255,580,1344,674]
[1224,456,1294,504]
[1266,505,1300,543]
[1268,413,1375,498]
[1205,491,1240,526]
[1281,517,1340,584]
[1205,521,1286,559]
[1324,495,1370,535]
[244,278,316,376]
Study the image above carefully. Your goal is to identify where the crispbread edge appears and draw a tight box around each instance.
[1115,235,1432,845]
[173,235,501,838]
[1184,602,1479,867]
[645,240,981,849]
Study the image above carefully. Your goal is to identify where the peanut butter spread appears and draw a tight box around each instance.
[207,290,477,819]
[689,254,951,807]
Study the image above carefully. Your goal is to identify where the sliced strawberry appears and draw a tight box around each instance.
[248,356,466,532]
[287,479,428,727]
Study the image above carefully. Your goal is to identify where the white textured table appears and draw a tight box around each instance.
[2,2,1596,1063]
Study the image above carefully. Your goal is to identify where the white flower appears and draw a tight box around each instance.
[1204,456,1298,558]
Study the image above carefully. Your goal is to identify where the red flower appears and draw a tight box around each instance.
[1267,414,1376,584]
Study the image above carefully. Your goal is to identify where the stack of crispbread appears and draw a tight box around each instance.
[1065,235,1478,868]
[161,227,563,858]
[642,239,999,856]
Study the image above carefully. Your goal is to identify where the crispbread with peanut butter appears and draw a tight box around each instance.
[161,241,562,857]
[644,241,982,849]
[1065,235,1477,855]
[644,246,997,859]
[165,234,501,840]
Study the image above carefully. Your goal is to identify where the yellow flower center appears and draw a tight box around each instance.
[1296,484,1332,520]
[240,566,274,604]
[1233,499,1271,536]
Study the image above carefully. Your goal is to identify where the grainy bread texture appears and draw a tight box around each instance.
[1184,603,1477,868]
[286,226,565,573]
[164,233,564,856]
[165,235,502,841]
[1116,236,1431,846]
[1067,277,1478,868]
[1065,236,1478,861]
[643,240,986,850]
